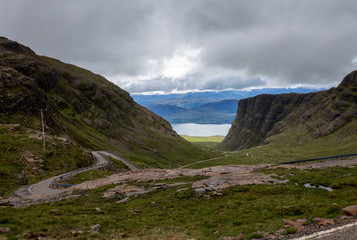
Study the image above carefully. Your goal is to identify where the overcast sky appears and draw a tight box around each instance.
[1,0,357,94]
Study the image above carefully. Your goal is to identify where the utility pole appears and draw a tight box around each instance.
[40,109,46,152]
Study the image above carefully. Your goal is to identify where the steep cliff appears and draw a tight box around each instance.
[221,71,357,151]
[0,37,216,168]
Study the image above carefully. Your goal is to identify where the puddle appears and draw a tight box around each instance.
[276,179,289,184]
[304,183,333,192]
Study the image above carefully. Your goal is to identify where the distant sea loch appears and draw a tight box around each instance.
[172,123,231,137]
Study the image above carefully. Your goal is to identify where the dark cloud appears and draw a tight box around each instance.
[1,0,357,93]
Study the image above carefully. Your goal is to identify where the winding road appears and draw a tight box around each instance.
[98,150,140,171]
[11,150,135,201]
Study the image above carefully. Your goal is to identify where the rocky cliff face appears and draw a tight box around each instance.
[0,37,214,167]
[221,71,357,150]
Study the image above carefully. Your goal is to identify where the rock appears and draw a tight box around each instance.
[103,184,145,198]
[66,165,275,194]
[63,138,70,146]
[152,183,166,189]
[176,188,189,192]
[63,195,80,200]
[192,173,274,190]
[317,218,335,226]
[90,224,101,233]
[50,209,59,214]
[116,197,130,204]
[275,228,286,235]
[0,227,11,234]
[342,205,357,216]
[118,233,126,238]
[95,207,105,214]
[0,197,11,206]
[264,233,276,239]
[283,219,304,231]
[195,188,206,194]
[9,124,21,131]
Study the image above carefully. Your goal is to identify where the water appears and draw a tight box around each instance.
[304,183,333,192]
[172,123,231,137]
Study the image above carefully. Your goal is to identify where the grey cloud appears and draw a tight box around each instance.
[1,0,357,93]
[123,74,265,93]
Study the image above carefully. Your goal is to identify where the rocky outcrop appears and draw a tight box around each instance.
[221,70,357,150]
[221,93,309,150]
[65,165,273,195]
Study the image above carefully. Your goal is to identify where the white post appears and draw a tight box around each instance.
[40,109,46,151]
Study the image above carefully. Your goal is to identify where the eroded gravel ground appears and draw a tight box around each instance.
[66,164,274,193]
[269,219,357,240]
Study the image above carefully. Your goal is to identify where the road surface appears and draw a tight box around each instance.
[11,151,110,200]
[291,222,357,240]
[98,150,140,170]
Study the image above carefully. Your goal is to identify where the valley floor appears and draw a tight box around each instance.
[2,154,357,239]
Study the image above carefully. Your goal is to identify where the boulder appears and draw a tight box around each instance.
[342,205,357,216]
[50,209,59,215]
[0,227,11,234]
[317,218,335,226]
[283,219,304,231]
[90,224,101,233]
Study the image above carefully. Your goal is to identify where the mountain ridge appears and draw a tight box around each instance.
[0,37,216,169]
[133,89,321,124]
[221,71,357,151]
[147,99,238,124]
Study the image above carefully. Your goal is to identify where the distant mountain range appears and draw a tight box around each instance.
[147,99,238,124]
[133,88,324,124]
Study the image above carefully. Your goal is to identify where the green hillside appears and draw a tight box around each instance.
[0,37,219,195]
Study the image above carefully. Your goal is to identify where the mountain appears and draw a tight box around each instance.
[145,104,186,118]
[194,99,238,114]
[133,88,323,124]
[132,90,243,108]
[0,37,216,170]
[147,99,238,124]
[221,71,357,151]
[133,88,318,108]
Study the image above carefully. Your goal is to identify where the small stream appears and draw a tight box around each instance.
[304,183,333,192]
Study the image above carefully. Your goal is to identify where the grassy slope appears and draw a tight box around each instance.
[186,119,357,168]
[1,166,357,239]
[181,135,224,143]
[39,56,220,169]
[0,42,220,196]
[0,125,92,196]
[181,135,224,149]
